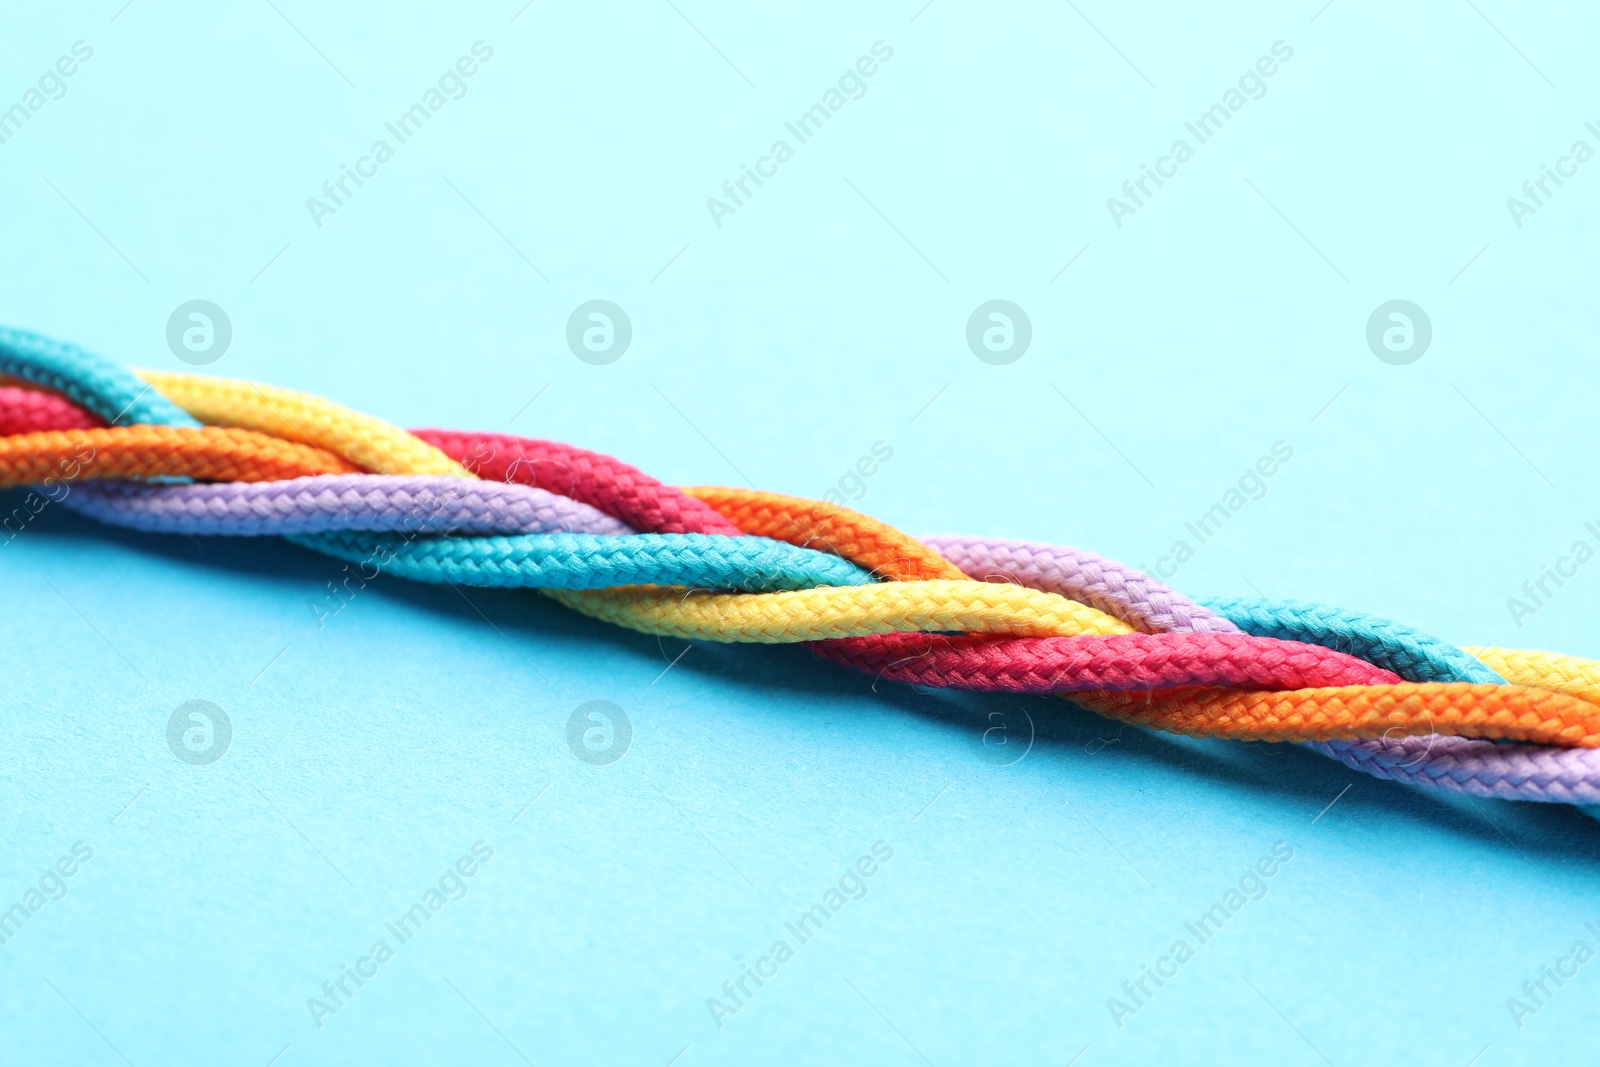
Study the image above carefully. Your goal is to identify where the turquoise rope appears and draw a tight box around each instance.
[0,327,198,428]
[1201,597,1506,685]
[290,530,874,592]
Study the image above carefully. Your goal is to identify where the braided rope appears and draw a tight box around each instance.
[6,335,1600,802]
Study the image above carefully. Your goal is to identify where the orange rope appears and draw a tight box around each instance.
[684,486,966,581]
[1075,683,1600,747]
[0,426,359,487]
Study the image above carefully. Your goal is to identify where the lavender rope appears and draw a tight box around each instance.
[59,475,634,537]
[1310,737,1600,804]
[922,535,1238,634]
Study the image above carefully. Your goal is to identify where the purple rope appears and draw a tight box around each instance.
[924,534,1600,804]
[922,535,1240,634]
[58,475,633,537]
[1308,737,1600,805]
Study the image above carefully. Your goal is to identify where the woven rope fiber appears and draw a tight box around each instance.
[6,331,1600,802]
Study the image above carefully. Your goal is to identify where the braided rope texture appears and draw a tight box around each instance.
[1075,683,1600,747]
[688,486,968,582]
[415,428,741,536]
[0,427,357,486]
[61,475,632,537]
[292,530,874,592]
[813,631,1402,692]
[0,329,198,427]
[136,370,469,477]
[5,331,1600,804]
[547,579,1135,643]
[924,534,1239,634]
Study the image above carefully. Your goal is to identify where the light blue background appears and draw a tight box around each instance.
[3,1,1599,1063]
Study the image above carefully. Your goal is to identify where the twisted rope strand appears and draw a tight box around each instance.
[292,529,873,592]
[59,475,631,537]
[415,428,743,536]
[0,328,197,427]
[1075,683,1600,747]
[548,580,1136,643]
[812,631,1402,692]
[1202,596,1505,685]
[1461,646,1600,702]
[925,534,1241,634]
[1309,737,1600,804]
[134,370,469,477]
[685,486,968,582]
[0,427,357,486]
[0,385,104,435]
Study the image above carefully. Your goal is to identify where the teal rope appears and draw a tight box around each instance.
[290,530,875,592]
[0,327,198,428]
[1201,596,1505,684]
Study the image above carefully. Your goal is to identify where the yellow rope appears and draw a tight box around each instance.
[1463,646,1600,703]
[134,369,468,477]
[549,580,1134,643]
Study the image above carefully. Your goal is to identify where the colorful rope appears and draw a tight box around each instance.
[5,327,1600,802]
